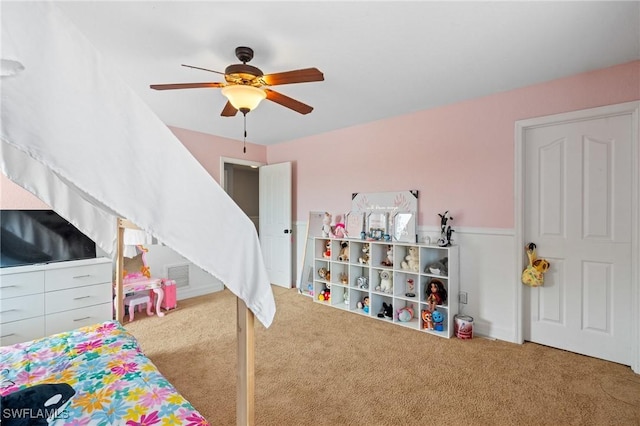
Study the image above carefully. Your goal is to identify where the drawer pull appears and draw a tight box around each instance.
[1,333,15,338]
[1,285,16,288]
[73,274,91,279]
[0,309,16,314]
[73,296,91,300]
[73,316,91,322]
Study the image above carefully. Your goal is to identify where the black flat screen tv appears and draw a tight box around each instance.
[1,210,97,268]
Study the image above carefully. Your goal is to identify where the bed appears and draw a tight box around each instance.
[1,321,209,425]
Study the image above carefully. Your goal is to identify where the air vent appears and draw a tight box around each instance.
[166,263,189,288]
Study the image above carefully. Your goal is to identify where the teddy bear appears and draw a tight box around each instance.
[337,241,349,262]
[322,240,331,259]
[401,246,419,272]
[376,270,393,294]
[358,243,370,265]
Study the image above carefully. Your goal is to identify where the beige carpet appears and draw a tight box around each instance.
[125,287,640,426]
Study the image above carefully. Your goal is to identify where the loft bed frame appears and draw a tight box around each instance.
[114,218,256,425]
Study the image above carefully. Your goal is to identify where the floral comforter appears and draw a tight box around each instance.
[0,321,209,425]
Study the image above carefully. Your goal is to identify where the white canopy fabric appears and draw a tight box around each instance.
[0,1,275,328]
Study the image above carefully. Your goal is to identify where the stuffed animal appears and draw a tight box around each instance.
[357,276,369,289]
[337,241,349,262]
[339,272,348,284]
[421,309,434,330]
[318,287,331,302]
[376,270,393,294]
[427,257,448,276]
[401,246,419,272]
[432,310,444,331]
[358,243,370,265]
[321,212,332,238]
[343,288,349,305]
[380,244,393,267]
[521,243,550,287]
[322,240,331,259]
[378,301,393,319]
[397,305,414,322]
[357,296,370,313]
[333,222,347,239]
[318,267,331,283]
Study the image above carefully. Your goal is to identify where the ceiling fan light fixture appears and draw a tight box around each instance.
[221,85,266,112]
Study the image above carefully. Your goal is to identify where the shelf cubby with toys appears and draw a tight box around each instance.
[309,237,459,338]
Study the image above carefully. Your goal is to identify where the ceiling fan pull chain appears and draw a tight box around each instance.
[243,113,247,153]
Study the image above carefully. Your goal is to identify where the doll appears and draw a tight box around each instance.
[426,279,447,312]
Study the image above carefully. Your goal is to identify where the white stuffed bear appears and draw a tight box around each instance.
[376,270,393,294]
[401,246,419,272]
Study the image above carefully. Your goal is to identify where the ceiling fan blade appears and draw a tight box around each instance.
[264,89,313,115]
[221,101,238,117]
[181,64,225,75]
[150,82,225,90]
[261,68,324,86]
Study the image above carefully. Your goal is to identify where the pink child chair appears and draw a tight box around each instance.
[124,291,153,321]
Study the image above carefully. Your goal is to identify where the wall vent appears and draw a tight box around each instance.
[166,263,190,288]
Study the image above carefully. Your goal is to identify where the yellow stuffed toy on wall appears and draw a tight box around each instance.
[521,243,550,287]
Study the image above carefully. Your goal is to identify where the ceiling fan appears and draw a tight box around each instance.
[150,46,324,116]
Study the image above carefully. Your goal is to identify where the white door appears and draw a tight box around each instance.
[523,113,633,365]
[259,162,292,288]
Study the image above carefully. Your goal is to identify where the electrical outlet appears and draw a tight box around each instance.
[459,291,468,304]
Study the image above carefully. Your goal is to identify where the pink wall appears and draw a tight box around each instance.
[169,127,266,183]
[2,61,638,228]
[268,61,640,228]
[0,128,266,210]
[0,175,49,208]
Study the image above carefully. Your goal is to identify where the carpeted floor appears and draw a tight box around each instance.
[125,286,640,425]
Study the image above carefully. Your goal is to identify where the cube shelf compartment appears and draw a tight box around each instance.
[308,238,459,338]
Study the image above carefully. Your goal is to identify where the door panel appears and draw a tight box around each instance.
[259,162,292,288]
[524,113,633,365]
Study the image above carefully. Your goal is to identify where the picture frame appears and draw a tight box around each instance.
[392,211,416,243]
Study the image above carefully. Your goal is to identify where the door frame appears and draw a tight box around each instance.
[219,156,265,193]
[514,101,640,373]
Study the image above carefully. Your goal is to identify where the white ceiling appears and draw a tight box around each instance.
[55,1,640,146]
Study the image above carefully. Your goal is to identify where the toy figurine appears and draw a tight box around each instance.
[357,296,370,313]
[437,211,454,247]
[426,279,448,312]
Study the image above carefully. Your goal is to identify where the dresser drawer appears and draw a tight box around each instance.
[0,293,45,323]
[45,262,111,292]
[0,316,45,346]
[45,282,112,315]
[45,302,112,336]
[0,270,45,299]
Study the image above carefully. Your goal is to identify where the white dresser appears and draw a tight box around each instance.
[0,257,112,345]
